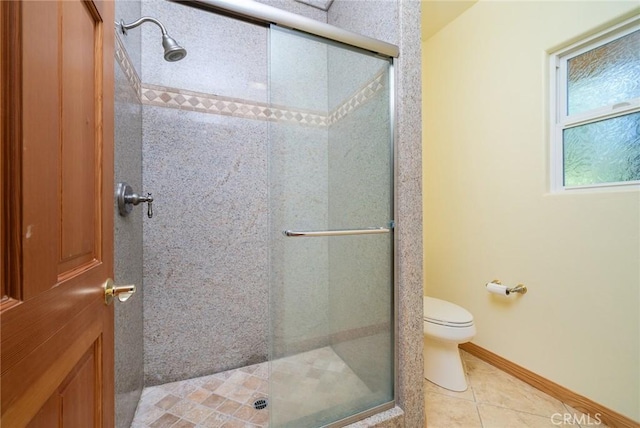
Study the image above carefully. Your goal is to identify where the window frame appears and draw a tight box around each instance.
[550,16,640,193]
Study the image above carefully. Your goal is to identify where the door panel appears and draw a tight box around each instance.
[60,347,99,428]
[26,394,58,428]
[20,0,59,298]
[24,338,102,428]
[60,0,99,273]
[1,0,115,426]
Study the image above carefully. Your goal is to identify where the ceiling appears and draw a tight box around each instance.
[421,0,478,41]
[293,0,479,39]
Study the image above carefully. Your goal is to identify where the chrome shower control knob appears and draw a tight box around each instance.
[124,191,152,205]
[146,194,153,218]
[116,182,154,218]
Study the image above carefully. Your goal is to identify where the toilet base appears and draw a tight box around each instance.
[423,337,468,392]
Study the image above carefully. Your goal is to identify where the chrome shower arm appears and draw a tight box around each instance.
[116,16,187,62]
[118,17,169,36]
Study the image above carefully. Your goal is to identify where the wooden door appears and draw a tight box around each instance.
[1,0,115,426]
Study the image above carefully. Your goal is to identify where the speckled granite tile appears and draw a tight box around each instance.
[288,0,331,12]
[321,3,424,428]
[257,0,328,22]
[326,0,396,112]
[141,0,268,102]
[346,406,405,428]
[115,0,141,75]
[270,26,328,112]
[268,122,330,357]
[328,71,394,397]
[142,106,269,385]
[134,2,423,427]
[114,27,144,428]
[394,1,424,427]
[328,0,398,46]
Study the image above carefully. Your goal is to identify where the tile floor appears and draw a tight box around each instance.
[425,350,609,428]
[131,346,373,428]
[132,348,607,428]
[131,361,269,428]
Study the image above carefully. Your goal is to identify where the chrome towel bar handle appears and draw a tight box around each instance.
[283,227,391,237]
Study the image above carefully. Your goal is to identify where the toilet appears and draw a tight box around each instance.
[423,296,476,391]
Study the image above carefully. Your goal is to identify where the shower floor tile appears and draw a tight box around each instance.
[131,346,370,428]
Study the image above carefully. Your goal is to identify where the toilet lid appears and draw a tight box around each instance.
[424,296,474,326]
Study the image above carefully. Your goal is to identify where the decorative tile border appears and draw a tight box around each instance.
[141,84,329,127]
[116,34,387,127]
[115,33,141,101]
[140,69,386,127]
[328,70,386,124]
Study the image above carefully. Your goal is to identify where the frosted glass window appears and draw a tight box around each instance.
[568,30,640,115]
[551,18,640,191]
[564,113,640,187]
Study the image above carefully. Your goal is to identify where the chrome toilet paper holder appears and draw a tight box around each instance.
[490,279,528,295]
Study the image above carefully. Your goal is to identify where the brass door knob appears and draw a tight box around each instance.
[104,278,136,305]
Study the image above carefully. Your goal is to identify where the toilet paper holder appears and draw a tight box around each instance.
[490,279,528,295]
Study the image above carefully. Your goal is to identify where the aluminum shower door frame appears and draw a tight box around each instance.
[168,1,400,427]
[169,0,399,58]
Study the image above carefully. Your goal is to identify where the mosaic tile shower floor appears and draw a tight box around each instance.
[133,348,612,428]
[131,346,371,428]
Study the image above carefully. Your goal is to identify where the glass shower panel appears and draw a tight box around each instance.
[269,25,394,427]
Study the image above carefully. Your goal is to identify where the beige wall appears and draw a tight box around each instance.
[422,0,640,420]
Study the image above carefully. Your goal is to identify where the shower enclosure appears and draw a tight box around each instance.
[114,0,407,426]
[268,25,395,426]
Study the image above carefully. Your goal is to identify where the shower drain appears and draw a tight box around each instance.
[253,398,268,410]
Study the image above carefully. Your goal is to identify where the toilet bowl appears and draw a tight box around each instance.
[423,296,476,392]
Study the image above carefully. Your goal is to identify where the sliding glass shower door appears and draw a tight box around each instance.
[268,26,394,427]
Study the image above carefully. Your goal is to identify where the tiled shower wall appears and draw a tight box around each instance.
[114,1,144,427]
[116,0,423,426]
[328,66,393,397]
[328,2,424,427]
[268,27,330,359]
[140,0,330,386]
[326,0,399,413]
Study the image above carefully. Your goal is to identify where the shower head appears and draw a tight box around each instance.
[162,34,187,62]
[118,17,187,62]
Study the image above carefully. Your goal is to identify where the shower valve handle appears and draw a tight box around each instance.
[146,195,153,218]
[125,192,153,205]
[124,193,154,218]
[116,182,154,218]
[126,193,153,218]
[125,192,153,218]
